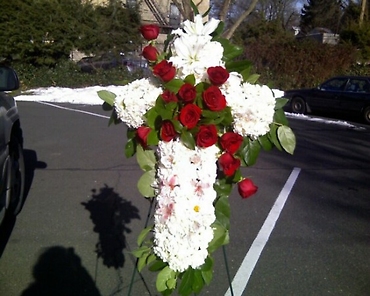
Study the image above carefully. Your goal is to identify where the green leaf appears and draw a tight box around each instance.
[200,256,214,285]
[178,269,194,296]
[275,98,289,110]
[258,134,274,151]
[149,259,167,272]
[164,79,184,93]
[214,195,230,229]
[131,246,151,258]
[245,73,260,84]
[146,107,160,129]
[147,129,159,146]
[137,226,153,246]
[277,125,296,155]
[190,0,199,15]
[211,21,225,38]
[97,90,116,106]
[184,74,195,85]
[156,266,176,292]
[137,170,156,198]
[213,178,233,197]
[269,124,283,151]
[214,37,243,61]
[136,145,156,171]
[208,221,229,253]
[192,269,204,293]
[102,101,113,111]
[180,130,195,150]
[138,252,149,272]
[225,60,252,76]
[125,139,136,158]
[241,139,261,166]
[274,108,289,126]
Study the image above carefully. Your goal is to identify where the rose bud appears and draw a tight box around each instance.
[218,152,241,176]
[220,132,243,154]
[202,86,226,111]
[196,124,218,148]
[207,66,230,86]
[178,83,197,104]
[137,126,152,147]
[153,60,176,82]
[238,178,258,199]
[161,120,177,142]
[142,45,159,61]
[140,24,160,40]
[161,90,178,103]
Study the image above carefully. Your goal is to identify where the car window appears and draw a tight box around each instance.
[320,78,348,91]
[346,78,370,92]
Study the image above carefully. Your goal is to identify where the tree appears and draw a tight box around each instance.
[300,0,343,33]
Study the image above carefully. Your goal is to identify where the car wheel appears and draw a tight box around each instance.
[7,132,25,216]
[291,97,307,114]
[363,106,370,124]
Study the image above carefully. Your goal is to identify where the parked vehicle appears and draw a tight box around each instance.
[284,76,370,124]
[77,52,149,75]
[0,66,25,226]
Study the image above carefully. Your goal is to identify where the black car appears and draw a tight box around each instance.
[0,66,25,226]
[284,76,370,124]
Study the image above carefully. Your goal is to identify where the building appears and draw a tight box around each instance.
[91,0,210,31]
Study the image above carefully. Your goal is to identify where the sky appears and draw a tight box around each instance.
[14,85,363,130]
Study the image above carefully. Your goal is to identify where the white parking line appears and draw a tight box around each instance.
[225,167,301,296]
[37,101,110,119]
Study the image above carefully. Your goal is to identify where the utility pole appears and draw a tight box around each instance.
[359,0,367,26]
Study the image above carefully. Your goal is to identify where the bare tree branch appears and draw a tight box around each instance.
[222,0,259,39]
[219,0,232,22]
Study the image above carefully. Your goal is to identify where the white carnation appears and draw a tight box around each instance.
[114,78,162,128]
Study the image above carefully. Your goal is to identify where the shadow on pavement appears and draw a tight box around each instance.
[20,246,101,296]
[82,185,140,269]
[0,149,46,258]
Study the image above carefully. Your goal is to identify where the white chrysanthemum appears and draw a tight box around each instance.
[153,139,220,272]
[114,78,162,128]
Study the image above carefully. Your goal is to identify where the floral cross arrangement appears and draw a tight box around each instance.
[98,4,295,296]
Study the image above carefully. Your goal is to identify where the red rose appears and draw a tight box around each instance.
[178,83,197,103]
[238,178,258,199]
[202,86,227,111]
[218,152,241,176]
[153,60,176,82]
[161,120,177,142]
[220,132,243,154]
[196,124,218,148]
[207,66,229,86]
[179,104,202,129]
[161,90,178,103]
[137,126,151,147]
[142,45,158,61]
[140,24,160,40]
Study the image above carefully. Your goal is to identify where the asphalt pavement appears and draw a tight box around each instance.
[0,102,369,296]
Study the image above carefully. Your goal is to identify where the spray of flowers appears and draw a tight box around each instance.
[99,9,295,296]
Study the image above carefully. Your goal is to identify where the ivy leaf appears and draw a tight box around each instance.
[97,90,116,106]
[277,125,296,155]
[136,145,156,171]
[137,170,155,198]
